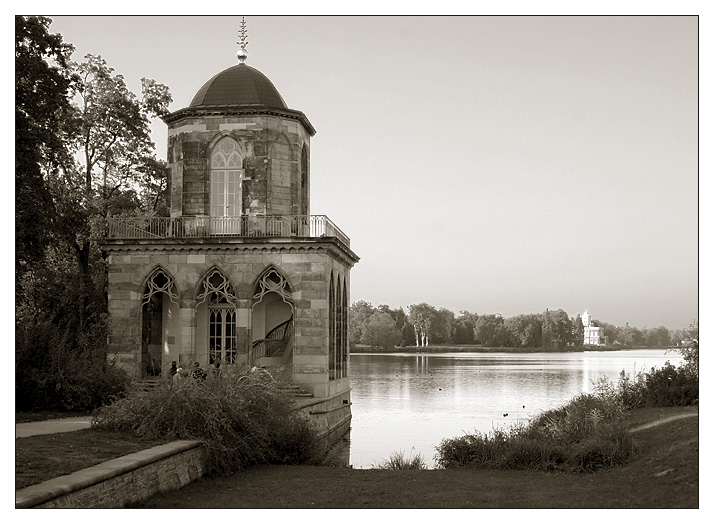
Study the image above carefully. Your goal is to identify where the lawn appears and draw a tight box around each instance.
[15,429,170,489]
[130,406,698,509]
[15,406,698,508]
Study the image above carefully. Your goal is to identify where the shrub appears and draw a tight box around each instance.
[435,393,636,472]
[376,450,428,470]
[91,367,323,474]
[592,345,699,409]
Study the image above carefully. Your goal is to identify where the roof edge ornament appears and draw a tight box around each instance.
[237,16,248,64]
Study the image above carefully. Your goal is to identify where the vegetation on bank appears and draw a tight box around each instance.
[432,341,698,472]
[350,301,696,352]
[129,406,698,508]
[91,367,324,475]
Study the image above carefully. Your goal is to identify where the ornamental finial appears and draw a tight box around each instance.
[237,16,248,64]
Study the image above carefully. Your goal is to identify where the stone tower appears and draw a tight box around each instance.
[101,29,358,436]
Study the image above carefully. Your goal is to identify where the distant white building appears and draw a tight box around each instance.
[582,310,605,345]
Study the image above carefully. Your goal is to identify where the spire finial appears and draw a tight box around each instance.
[237,16,248,64]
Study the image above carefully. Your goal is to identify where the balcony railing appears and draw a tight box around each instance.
[105,215,350,247]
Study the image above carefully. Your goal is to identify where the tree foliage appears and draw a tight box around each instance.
[15,16,173,412]
[15,15,75,274]
[350,299,687,352]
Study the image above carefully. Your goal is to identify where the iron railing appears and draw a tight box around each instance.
[105,215,350,247]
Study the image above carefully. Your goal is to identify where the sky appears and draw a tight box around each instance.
[43,12,701,329]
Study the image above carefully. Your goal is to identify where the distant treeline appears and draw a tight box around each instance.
[350,301,695,351]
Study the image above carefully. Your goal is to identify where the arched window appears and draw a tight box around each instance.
[342,278,348,378]
[336,275,343,379]
[210,137,243,218]
[300,144,309,216]
[329,272,336,380]
[197,268,237,366]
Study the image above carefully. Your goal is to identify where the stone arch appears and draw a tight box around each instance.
[141,265,179,306]
[251,264,294,309]
[250,265,295,367]
[140,266,180,379]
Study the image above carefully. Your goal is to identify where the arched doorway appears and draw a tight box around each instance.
[140,267,179,378]
[251,267,294,368]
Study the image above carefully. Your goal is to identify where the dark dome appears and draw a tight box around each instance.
[189,64,287,109]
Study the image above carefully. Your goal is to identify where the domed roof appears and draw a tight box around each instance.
[189,64,287,109]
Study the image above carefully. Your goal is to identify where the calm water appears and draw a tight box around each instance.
[348,349,682,468]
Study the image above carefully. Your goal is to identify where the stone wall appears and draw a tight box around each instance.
[104,240,356,397]
[15,441,206,509]
[166,114,311,218]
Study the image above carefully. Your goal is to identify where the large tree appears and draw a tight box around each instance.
[59,53,172,279]
[15,15,75,275]
[15,18,173,410]
[504,314,542,348]
[541,309,573,351]
[408,303,438,347]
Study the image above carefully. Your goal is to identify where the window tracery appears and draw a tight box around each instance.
[196,268,237,307]
[142,268,179,306]
[252,267,293,307]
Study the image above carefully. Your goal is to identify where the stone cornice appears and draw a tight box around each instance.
[161,105,316,136]
[101,238,359,268]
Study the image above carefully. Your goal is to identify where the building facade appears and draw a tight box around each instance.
[582,310,605,346]
[100,41,358,440]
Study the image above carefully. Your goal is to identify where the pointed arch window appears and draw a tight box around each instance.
[329,272,336,380]
[300,144,309,216]
[210,137,243,218]
[196,268,237,366]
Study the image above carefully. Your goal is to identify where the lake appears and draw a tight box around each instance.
[347,349,682,468]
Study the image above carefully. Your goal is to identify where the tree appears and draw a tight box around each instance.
[541,309,572,351]
[408,303,438,346]
[15,20,172,411]
[504,314,542,348]
[349,301,376,345]
[60,54,172,281]
[474,314,513,347]
[454,311,478,345]
[430,308,456,344]
[378,305,413,347]
[362,312,402,350]
[571,314,584,349]
[15,15,75,275]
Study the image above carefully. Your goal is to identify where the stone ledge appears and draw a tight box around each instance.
[16,440,203,509]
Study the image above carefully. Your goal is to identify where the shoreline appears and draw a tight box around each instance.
[352,345,680,354]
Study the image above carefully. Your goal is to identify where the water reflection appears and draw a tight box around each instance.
[348,349,681,468]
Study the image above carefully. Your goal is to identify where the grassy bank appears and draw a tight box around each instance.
[129,406,697,509]
[16,406,697,508]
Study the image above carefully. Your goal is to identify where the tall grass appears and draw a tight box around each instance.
[435,393,636,472]
[376,450,428,470]
[91,367,323,475]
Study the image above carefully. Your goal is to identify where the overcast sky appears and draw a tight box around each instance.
[46,14,700,329]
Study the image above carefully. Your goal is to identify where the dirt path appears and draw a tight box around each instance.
[628,412,698,434]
